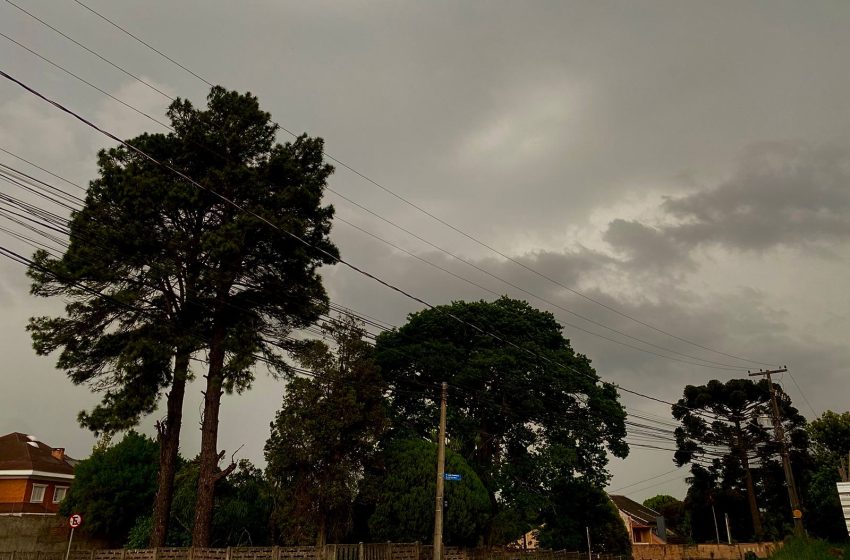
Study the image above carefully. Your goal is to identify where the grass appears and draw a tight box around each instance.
[768,537,850,560]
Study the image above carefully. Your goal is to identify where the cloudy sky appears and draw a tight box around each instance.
[2,0,850,503]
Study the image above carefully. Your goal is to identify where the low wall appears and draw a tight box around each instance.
[0,515,105,553]
[0,547,623,560]
[631,543,780,560]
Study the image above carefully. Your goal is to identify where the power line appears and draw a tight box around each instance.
[0,69,728,422]
[0,15,754,373]
[4,0,175,100]
[71,0,215,88]
[786,370,817,419]
[0,199,696,454]
[56,0,778,368]
[0,31,174,132]
[0,158,689,449]
[608,468,681,493]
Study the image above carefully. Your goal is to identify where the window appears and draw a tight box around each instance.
[53,486,68,503]
[30,484,46,503]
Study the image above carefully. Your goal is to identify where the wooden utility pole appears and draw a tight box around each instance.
[433,382,448,560]
[749,367,804,535]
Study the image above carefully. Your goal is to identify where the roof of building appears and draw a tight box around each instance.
[0,432,76,476]
[609,494,661,526]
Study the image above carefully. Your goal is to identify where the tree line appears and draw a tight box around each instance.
[29,87,630,554]
[29,85,848,552]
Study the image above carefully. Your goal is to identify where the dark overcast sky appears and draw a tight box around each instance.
[2,0,850,502]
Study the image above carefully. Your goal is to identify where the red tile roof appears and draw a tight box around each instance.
[0,432,76,476]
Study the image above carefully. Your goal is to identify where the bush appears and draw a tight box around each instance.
[769,537,850,560]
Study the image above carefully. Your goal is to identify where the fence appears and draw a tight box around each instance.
[0,545,626,560]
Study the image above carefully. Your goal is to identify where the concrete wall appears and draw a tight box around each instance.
[631,542,780,560]
[0,515,105,552]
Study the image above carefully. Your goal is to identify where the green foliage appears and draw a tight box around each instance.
[60,432,159,546]
[809,411,850,461]
[126,460,272,547]
[803,410,850,542]
[367,438,491,546]
[768,537,850,560]
[265,315,387,545]
[643,494,688,538]
[375,298,627,542]
[673,378,809,542]
[805,461,847,542]
[537,480,630,555]
[27,85,339,430]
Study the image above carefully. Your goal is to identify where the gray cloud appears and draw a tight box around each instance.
[661,142,850,251]
[2,0,850,502]
[603,219,694,272]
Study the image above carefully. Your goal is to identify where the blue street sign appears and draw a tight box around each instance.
[444,473,462,481]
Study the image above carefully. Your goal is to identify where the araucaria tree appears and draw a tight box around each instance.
[375,297,628,544]
[673,378,808,541]
[265,315,386,545]
[28,86,338,547]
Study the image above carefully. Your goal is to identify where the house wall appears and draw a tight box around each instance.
[0,480,27,503]
[0,479,68,513]
[630,542,780,560]
[22,479,66,514]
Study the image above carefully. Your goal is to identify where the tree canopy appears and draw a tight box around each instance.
[127,459,273,547]
[802,410,850,541]
[28,86,339,545]
[265,315,386,545]
[537,480,630,555]
[367,438,492,546]
[642,495,688,539]
[60,432,159,546]
[375,297,628,543]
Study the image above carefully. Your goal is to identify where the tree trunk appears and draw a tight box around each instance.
[316,516,326,547]
[736,438,763,541]
[149,350,191,547]
[192,326,228,547]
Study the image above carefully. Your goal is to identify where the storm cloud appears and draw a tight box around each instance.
[1,0,850,502]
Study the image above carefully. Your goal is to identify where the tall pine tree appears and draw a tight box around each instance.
[28,86,338,546]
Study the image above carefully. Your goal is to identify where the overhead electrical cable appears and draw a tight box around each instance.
[0,70,728,422]
[62,0,777,368]
[0,161,696,444]
[17,0,778,370]
[0,23,754,372]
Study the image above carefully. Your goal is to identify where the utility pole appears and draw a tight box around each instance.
[711,505,720,544]
[749,367,804,535]
[433,382,448,560]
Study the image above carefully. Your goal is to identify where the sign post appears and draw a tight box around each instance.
[444,473,462,481]
[66,514,82,560]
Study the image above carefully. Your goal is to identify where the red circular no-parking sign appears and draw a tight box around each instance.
[69,514,83,528]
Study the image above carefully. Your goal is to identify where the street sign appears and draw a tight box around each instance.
[66,514,83,560]
[444,473,461,481]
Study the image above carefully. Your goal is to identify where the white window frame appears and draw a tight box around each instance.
[30,483,47,503]
[53,486,68,503]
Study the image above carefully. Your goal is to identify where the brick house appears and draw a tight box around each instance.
[0,433,76,514]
